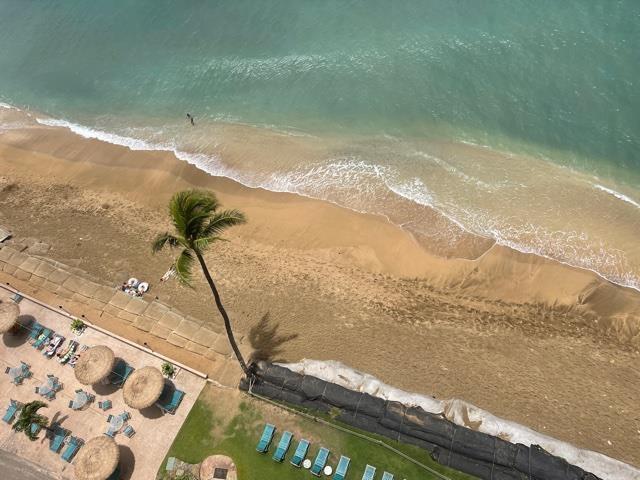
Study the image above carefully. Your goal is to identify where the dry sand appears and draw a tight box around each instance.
[0,121,639,467]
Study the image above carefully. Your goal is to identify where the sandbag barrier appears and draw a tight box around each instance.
[239,363,600,480]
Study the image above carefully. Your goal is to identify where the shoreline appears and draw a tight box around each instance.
[10,118,639,343]
[6,103,640,292]
[0,120,639,466]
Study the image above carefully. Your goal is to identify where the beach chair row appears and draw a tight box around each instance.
[2,399,84,462]
[256,423,397,480]
[28,321,83,366]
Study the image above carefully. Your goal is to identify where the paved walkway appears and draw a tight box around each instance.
[0,448,55,480]
[0,244,247,386]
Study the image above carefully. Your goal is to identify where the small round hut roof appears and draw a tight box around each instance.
[74,435,119,480]
[74,346,115,385]
[0,300,19,333]
[122,366,164,409]
[200,455,238,480]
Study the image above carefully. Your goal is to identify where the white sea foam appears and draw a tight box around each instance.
[0,102,17,110]
[282,359,640,480]
[35,116,237,180]
[386,177,471,234]
[412,149,501,191]
[594,183,640,209]
[37,117,164,151]
[31,113,640,292]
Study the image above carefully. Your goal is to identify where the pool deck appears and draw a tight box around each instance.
[0,288,206,479]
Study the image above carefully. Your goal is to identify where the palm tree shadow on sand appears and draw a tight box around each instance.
[248,313,298,364]
[49,411,69,428]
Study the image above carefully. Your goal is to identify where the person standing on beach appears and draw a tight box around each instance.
[186,113,195,126]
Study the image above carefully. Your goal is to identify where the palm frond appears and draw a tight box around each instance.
[192,236,225,252]
[169,189,220,240]
[155,189,245,287]
[151,233,183,253]
[169,191,189,236]
[174,248,195,287]
[200,209,247,239]
[13,401,48,441]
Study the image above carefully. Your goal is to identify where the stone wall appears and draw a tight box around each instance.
[0,244,241,364]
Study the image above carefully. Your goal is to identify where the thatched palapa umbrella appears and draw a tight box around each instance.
[74,346,115,385]
[122,366,164,409]
[0,300,19,333]
[74,435,119,480]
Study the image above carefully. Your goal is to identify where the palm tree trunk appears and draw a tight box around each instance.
[195,251,250,377]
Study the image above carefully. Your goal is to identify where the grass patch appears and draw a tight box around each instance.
[161,385,475,480]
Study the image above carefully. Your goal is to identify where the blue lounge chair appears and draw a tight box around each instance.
[104,427,116,438]
[362,464,376,480]
[109,360,134,386]
[255,423,276,453]
[290,439,310,467]
[2,400,21,424]
[123,425,135,438]
[169,390,184,413]
[33,328,52,349]
[381,472,394,480]
[30,423,42,437]
[156,385,185,414]
[272,431,293,462]
[49,426,68,453]
[311,447,330,476]
[333,456,351,480]
[28,322,43,341]
[98,400,112,411]
[62,437,83,462]
[11,293,23,304]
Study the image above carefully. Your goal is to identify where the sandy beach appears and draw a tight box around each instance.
[0,118,639,467]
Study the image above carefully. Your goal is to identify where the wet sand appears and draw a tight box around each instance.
[0,122,639,467]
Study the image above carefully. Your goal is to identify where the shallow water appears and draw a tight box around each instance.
[0,0,639,289]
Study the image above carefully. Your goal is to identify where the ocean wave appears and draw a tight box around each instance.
[191,49,388,81]
[593,183,640,209]
[29,112,640,293]
[35,116,235,180]
[457,213,640,292]
[412,149,503,191]
[37,117,165,151]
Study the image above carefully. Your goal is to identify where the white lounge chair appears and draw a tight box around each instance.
[44,335,65,357]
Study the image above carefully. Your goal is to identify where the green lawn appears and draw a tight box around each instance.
[160,384,475,480]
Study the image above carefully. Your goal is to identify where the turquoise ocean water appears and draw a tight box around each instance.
[0,1,639,289]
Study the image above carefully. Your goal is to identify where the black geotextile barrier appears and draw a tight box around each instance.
[240,363,601,480]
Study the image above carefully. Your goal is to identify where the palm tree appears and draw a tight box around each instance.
[13,400,48,441]
[153,189,250,376]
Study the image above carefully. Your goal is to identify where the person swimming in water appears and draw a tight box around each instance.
[186,113,195,126]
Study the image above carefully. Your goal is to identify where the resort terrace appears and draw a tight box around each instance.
[0,286,206,480]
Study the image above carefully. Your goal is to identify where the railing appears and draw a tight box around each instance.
[0,283,208,380]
